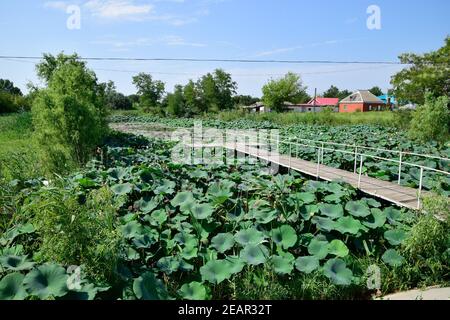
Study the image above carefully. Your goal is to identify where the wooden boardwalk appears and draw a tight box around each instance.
[222,142,422,210]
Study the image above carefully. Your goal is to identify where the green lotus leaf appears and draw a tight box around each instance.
[253,209,278,224]
[308,237,329,259]
[189,169,208,180]
[154,179,176,195]
[173,232,198,248]
[224,256,245,275]
[323,193,344,203]
[0,272,27,300]
[200,260,232,284]
[299,204,319,221]
[312,216,335,232]
[294,192,316,204]
[181,246,198,260]
[335,216,364,235]
[207,181,234,205]
[23,264,69,299]
[323,258,353,285]
[240,244,269,266]
[382,249,405,267]
[136,197,158,214]
[294,256,320,274]
[319,203,344,219]
[111,183,133,195]
[384,207,403,223]
[179,260,195,272]
[77,177,97,188]
[107,167,127,180]
[345,201,371,217]
[121,220,143,239]
[384,229,407,246]
[363,208,387,229]
[271,225,298,249]
[171,192,195,212]
[191,203,214,220]
[328,240,349,258]
[132,234,154,249]
[123,247,140,261]
[149,210,168,226]
[178,282,207,300]
[133,272,169,300]
[235,228,265,246]
[271,254,295,275]
[0,255,35,271]
[157,256,181,274]
[363,198,382,208]
[210,233,235,253]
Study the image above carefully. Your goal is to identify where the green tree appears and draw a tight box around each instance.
[132,73,165,114]
[183,80,202,116]
[103,81,132,110]
[212,69,237,111]
[32,54,108,173]
[0,79,22,96]
[391,36,450,104]
[167,85,186,116]
[408,95,450,144]
[199,73,219,113]
[323,85,352,100]
[233,95,260,107]
[261,72,308,112]
[369,86,384,97]
[36,52,86,84]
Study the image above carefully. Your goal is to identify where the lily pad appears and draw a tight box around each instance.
[235,228,265,246]
[323,258,353,286]
[299,204,319,221]
[191,203,214,220]
[335,216,364,235]
[382,249,405,267]
[23,264,69,299]
[178,282,207,300]
[319,203,344,219]
[271,254,295,275]
[271,225,298,249]
[171,192,195,212]
[111,183,133,195]
[384,229,407,246]
[294,256,320,274]
[328,240,349,258]
[0,255,35,271]
[240,244,269,266]
[133,272,169,300]
[210,233,235,253]
[345,201,371,217]
[307,237,329,260]
[200,260,232,284]
[312,216,335,232]
[0,272,27,300]
[363,209,387,229]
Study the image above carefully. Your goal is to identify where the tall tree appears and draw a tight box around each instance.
[261,72,308,112]
[369,86,384,97]
[391,36,450,104]
[0,79,22,96]
[167,85,186,117]
[233,95,260,107]
[36,52,86,84]
[132,73,165,114]
[103,81,132,110]
[212,69,237,111]
[323,85,352,100]
[183,80,202,116]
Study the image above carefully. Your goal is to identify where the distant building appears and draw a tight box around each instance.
[242,102,268,113]
[288,97,339,113]
[378,94,397,106]
[339,90,386,113]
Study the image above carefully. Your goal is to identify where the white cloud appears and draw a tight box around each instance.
[91,35,207,50]
[44,1,69,11]
[162,35,206,47]
[84,0,153,19]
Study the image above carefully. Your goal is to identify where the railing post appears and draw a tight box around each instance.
[191,129,194,165]
[316,148,321,180]
[321,142,325,164]
[417,166,424,210]
[288,138,292,173]
[358,154,364,188]
[398,152,403,185]
[354,146,358,173]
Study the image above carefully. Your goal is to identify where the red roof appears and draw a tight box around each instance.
[307,97,339,106]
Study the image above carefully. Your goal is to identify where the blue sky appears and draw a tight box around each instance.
[0,0,449,97]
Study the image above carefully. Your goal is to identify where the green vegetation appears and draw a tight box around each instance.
[1,135,448,300]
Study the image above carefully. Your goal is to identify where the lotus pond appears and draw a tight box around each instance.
[0,132,449,300]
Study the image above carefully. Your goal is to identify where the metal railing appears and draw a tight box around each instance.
[187,129,449,210]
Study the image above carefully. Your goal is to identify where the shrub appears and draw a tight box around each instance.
[32,63,108,173]
[408,95,450,144]
[31,186,122,284]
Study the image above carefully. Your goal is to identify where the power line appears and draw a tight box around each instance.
[0,55,406,65]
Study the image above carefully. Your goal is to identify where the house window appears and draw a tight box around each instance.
[308,108,311,112]
[343,105,348,110]
[369,105,372,111]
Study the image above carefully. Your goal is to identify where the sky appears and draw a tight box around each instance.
[0,0,449,97]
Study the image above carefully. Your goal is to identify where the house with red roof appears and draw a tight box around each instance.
[287,97,339,113]
[339,90,386,113]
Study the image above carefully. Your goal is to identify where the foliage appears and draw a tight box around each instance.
[408,95,450,144]
[132,73,165,114]
[167,85,186,117]
[262,72,309,112]
[103,81,133,110]
[322,85,352,100]
[369,86,383,97]
[391,36,450,104]
[32,54,108,173]
[233,95,260,107]
[0,79,22,96]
